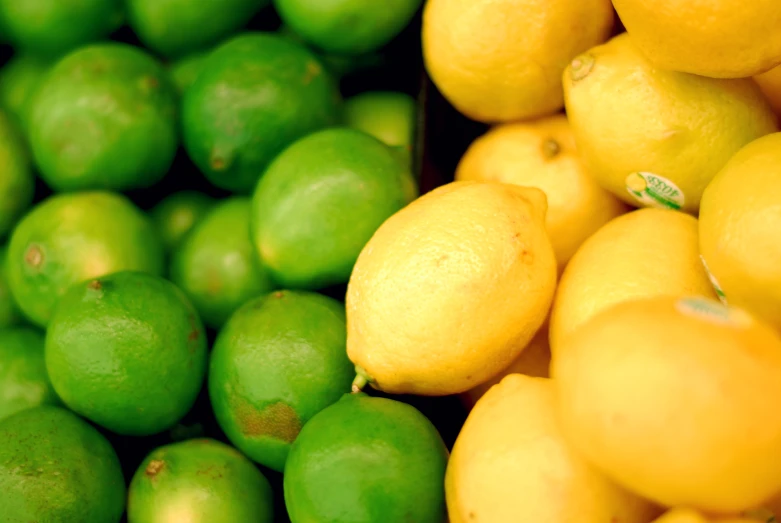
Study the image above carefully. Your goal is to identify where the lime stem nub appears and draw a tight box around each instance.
[352,374,368,393]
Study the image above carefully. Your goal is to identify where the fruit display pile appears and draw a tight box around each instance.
[0,0,780,522]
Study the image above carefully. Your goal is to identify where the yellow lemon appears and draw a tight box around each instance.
[455,115,629,270]
[446,374,661,523]
[347,181,556,396]
[612,0,781,78]
[553,295,781,513]
[563,33,778,214]
[700,132,781,331]
[422,0,614,123]
[653,508,762,523]
[549,208,716,354]
[755,65,781,116]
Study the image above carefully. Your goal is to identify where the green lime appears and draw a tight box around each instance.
[151,191,215,252]
[284,393,448,523]
[45,271,207,436]
[169,51,209,95]
[182,32,341,193]
[0,110,34,238]
[28,43,178,192]
[128,438,275,523]
[171,197,275,329]
[251,127,417,289]
[7,191,165,327]
[0,54,50,131]
[0,405,126,522]
[0,0,124,59]
[274,0,423,55]
[209,290,353,472]
[0,246,22,327]
[344,91,416,165]
[0,327,59,421]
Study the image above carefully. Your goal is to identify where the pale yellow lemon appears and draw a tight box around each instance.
[755,65,781,116]
[653,508,762,523]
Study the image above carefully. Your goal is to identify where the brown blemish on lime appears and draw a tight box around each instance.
[139,75,159,92]
[234,398,302,443]
[145,459,165,478]
[273,291,285,299]
[303,61,322,85]
[24,244,43,268]
[87,279,102,290]
[541,138,561,159]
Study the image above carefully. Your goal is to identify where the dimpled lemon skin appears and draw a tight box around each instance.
[553,296,781,513]
[699,132,781,331]
[456,115,629,269]
[346,181,556,396]
[422,0,614,123]
[549,208,716,354]
[447,375,660,523]
[612,0,781,78]
[563,33,778,214]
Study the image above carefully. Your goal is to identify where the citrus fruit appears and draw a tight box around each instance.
[274,0,422,55]
[563,33,778,214]
[653,508,761,523]
[0,109,34,237]
[447,375,660,523]
[182,32,341,193]
[171,197,275,329]
[151,191,215,253]
[549,208,716,353]
[0,246,21,327]
[128,438,274,523]
[347,181,556,396]
[553,295,781,513]
[45,271,207,436]
[169,52,209,95]
[699,132,781,330]
[0,0,123,58]
[284,393,448,523]
[422,0,614,123]
[251,127,417,290]
[0,405,126,522]
[0,54,50,130]
[612,0,781,78]
[28,43,178,192]
[209,290,354,472]
[0,327,59,421]
[455,114,629,270]
[755,65,781,116]
[7,191,165,327]
[344,91,416,165]
[126,0,269,58]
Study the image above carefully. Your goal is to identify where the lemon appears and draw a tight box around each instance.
[549,208,716,354]
[612,0,781,78]
[563,33,778,214]
[446,374,660,523]
[456,115,629,270]
[553,295,781,513]
[347,181,556,396]
[653,508,762,523]
[422,0,613,123]
[699,132,781,331]
[755,65,781,115]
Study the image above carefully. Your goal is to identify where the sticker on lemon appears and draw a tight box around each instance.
[625,172,684,210]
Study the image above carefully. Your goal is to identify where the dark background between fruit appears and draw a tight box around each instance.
[0,4,491,522]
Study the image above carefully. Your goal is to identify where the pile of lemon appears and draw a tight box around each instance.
[346,0,781,521]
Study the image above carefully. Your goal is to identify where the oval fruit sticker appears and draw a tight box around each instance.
[625,172,685,210]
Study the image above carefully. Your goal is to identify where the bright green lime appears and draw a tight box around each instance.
[28,43,178,192]
[0,110,34,238]
[209,290,353,472]
[151,191,215,252]
[0,54,50,131]
[45,271,207,436]
[344,91,416,165]
[128,438,274,523]
[0,0,124,58]
[0,406,126,522]
[7,191,165,327]
[274,0,423,55]
[127,0,269,58]
[0,246,22,327]
[284,393,448,523]
[251,127,417,289]
[171,197,275,329]
[0,327,59,421]
[182,32,341,193]
[169,52,209,95]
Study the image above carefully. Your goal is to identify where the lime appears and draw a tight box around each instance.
[127,0,269,58]
[284,393,448,523]
[0,54,50,131]
[7,191,165,328]
[0,245,21,327]
[171,197,275,329]
[274,0,423,55]
[45,271,207,436]
[182,32,341,193]
[344,90,416,165]
[169,52,209,95]
[28,43,178,192]
[0,327,59,421]
[208,290,354,472]
[0,405,126,522]
[128,438,274,523]
[0,110,34,237]
[251,127,417,289]
[0,0,124,58]
[151,191,215,252]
